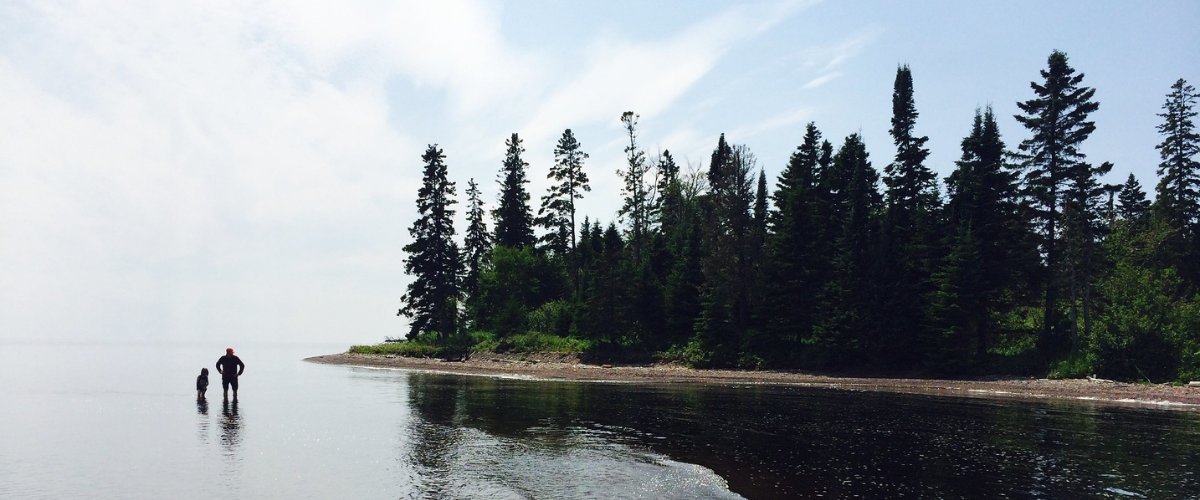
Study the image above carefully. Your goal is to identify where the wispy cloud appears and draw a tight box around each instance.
[729,108,814,141]
[519,1,813,146]
[802,71,842,90]
[0,0,825,342]
[262,0,547,115]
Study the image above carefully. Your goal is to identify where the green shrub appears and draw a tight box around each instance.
[470,331,500,352]
[349,341,442,357]
[1174,299,1200,382]
[505,332,590,353]
[1047,352,1094,380]
[657,337,711,367]
[527,300,573,337]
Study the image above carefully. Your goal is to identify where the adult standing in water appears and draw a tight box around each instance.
[216,347,245,401]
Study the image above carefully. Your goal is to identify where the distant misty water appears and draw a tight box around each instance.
[1,341,1198,499]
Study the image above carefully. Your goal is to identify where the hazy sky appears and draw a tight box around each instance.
[2,0,1197,345]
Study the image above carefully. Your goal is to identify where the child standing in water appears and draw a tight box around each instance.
[196,368,209,399]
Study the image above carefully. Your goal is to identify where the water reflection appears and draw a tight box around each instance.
[195,398,209,444]
[220,399,241,454]
[394,374,1200,498]
[401,373,744,499]
[405,375,467,496]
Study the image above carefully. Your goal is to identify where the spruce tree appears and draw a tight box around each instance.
[462,178,491,327]
[1153,78,1200,289]
[658,152,703,346]
[619,112,655,264]
[753,170,768,241]
[536,129,591,256]
[1117,174,1151,222]
[812,134,880,366]
[880,64,940,368]
[399,145,461,340]
[662,199,704,345]
[935,107,1025,366]
[746,169,769,344]
[656,150,682,235]
[656,150,680,204]
[1014,50,1099,360]
[695,137,756,364]
[884,65,938,213]
[763,123,824,360]
[493,133,536,248]
[1061,159,1113,345]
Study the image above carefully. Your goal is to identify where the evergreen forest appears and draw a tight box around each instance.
[396,51,1200,382]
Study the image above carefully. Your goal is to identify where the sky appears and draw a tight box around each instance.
[1,0,1197,346]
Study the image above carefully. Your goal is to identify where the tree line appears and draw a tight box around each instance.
[399,50,1200,381]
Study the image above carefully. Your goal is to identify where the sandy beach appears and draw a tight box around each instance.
[307,352,1200,411]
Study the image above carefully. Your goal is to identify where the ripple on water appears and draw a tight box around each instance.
[408,425,743,499]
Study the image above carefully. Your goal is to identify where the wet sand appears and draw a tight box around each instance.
[306,352,1200,411]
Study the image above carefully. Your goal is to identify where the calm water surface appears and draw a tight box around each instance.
[1,341,1197,499]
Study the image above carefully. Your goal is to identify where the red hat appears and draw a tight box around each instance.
[226,347,234,354]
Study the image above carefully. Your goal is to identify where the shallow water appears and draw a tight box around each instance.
[1,341,1197,498]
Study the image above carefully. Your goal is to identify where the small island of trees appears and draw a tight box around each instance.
[388,50,1200,382]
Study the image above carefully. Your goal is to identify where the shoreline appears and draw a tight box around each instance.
[306,352,1200,411]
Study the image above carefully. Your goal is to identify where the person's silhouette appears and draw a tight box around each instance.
[215,347,245,401]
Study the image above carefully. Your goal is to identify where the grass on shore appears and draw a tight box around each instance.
[350,331,591,358]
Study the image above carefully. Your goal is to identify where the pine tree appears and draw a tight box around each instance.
[879,64,941,368]
[399,145,461,340]
[695,137,755,364]
[812,134,880,366]
[536,129,591,256]
[656,150,682,235]
[1117,173,1150,223]
[493,133,536,248]
[662,199,704,345]
[764,123,824,361]
[884,65,938,214]
[619,112,655,264]
[462,178,491,327]
[658,152,703,346]
[1014,50,1099,360]
[935,107,1026,366]
[753,170,768,241]
[746,169,769,343]
[1061,159,1113,345]
[1153,78,1200,289]
[656,150,680,204]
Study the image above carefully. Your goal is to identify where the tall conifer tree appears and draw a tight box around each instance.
[812,134,880,366]
[695,137,755,364]
[494,133,535,248]
[619,112,655,264]
[462,178,491,327]
[536,129,591,256]
[1153,78,1200,289]
[1014,50,1099,359]
[933,107,1025,366]
[764,123,824,358]
[880,64,940,367]
[399,145,461,340]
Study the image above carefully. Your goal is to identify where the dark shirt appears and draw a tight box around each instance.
[196,374,209,390]
[216,355,245,380]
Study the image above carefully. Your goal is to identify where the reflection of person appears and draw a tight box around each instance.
[196,368,209,399]
[220,399,240,449]
[216,347,245,401]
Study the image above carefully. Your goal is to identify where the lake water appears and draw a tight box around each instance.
[1,341,1198,499]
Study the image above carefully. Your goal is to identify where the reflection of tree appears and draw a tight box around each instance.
[457,377,589,438]
[405,374,467,496]
[398,372,1200,498]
